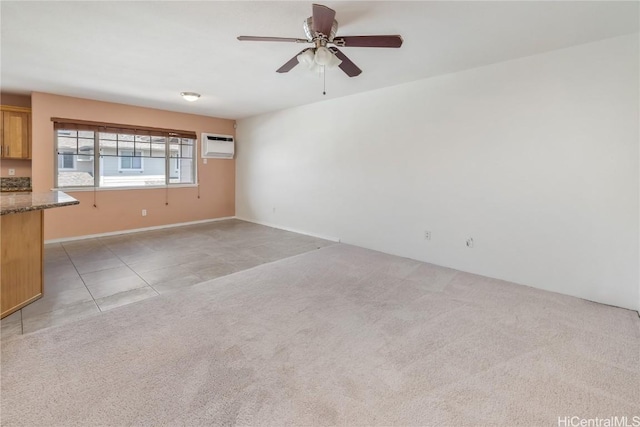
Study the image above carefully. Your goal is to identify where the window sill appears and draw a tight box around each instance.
[52,183,199,192]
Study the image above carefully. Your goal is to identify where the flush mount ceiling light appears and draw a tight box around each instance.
[180,92,201,102]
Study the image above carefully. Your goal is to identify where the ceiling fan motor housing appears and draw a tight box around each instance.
[304,17,338,42]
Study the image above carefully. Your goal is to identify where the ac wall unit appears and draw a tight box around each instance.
[201,133,234,159]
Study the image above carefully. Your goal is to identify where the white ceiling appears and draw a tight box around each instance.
[1,1,638,119]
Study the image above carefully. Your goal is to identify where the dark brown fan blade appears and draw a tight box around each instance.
[333,35,403,48]
[312,4,336,37]
[276,49,310,73]
[238,36,309,43]
[330,48,362,77]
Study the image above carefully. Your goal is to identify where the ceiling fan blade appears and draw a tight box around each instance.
[312,4,336,37]
[333,35,403,48]
[276,48,310,73]
[238,36,309,43]
[330,48,362,77]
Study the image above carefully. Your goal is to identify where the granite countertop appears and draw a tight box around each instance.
[3,187,32,192]
[0,191,79,216]
[0,177,32,193]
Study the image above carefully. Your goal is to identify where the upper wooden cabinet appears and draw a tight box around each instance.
[0,106,31,159]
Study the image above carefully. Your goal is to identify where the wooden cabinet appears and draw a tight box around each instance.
[0,106,31,159]
[0,210,44,318]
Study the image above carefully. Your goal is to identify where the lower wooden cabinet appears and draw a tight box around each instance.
[0,210,43,318]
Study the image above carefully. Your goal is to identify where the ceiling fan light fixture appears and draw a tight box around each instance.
[297,49,316,68]
[297,48,341,72]
[180,92,201,102]
[313,46,333,66]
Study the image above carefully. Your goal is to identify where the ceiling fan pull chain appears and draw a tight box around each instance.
[323,67,326,95]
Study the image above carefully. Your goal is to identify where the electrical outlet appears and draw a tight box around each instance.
[203,158,207,164]
[142,209,147,217]
[424,231,431,240]
[466,238,474,248]
[8,169,15,176]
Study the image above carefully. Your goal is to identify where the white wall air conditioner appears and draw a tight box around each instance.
[201,133,234,159]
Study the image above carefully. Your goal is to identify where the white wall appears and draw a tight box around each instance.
[237,34,640,311]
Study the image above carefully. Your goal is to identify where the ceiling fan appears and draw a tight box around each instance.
[237,3,403,77]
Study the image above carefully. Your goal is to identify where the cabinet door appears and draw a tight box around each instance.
[1,210,43,318]
[2,110,30,159]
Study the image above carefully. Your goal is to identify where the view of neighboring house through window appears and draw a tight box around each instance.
[169,136,195,184]
[54,121,196,188]
[118,150,143,171]
[99,132,164,187]
[58,152,76,170]
[56,130,94,187]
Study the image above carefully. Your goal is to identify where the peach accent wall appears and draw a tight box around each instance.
[31,92,235,240]
[1,93,33,177]
[0,159,32,177]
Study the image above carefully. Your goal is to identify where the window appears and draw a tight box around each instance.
[56,130,94,187]
[118,150,143,171]
[169,137,195,184]
[58,153,76,170]
[54,120,197,189]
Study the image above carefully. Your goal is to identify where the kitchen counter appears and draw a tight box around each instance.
[1,190,79,318]
[2,187,31,192]
[0,177,32,193]
[1,191,79,215]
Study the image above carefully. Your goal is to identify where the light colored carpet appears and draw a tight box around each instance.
[1,244,639,426]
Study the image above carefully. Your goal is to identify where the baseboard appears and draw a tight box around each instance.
[46,215,341,245]
[235,216,341,243]
[45,216,236,244]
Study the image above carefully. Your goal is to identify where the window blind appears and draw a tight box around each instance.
[51,118,196,139]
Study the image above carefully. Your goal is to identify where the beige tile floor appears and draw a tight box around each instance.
[1,219,335,339]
